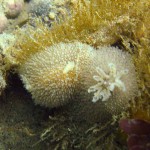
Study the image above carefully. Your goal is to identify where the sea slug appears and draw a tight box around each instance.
[18,42,138,111]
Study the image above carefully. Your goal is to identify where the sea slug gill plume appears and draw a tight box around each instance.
[88,63,128,102]
[87,46,138,105]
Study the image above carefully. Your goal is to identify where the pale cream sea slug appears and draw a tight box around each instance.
[18,41,138,111]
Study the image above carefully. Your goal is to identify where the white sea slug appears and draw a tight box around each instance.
[19,42,138,114]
